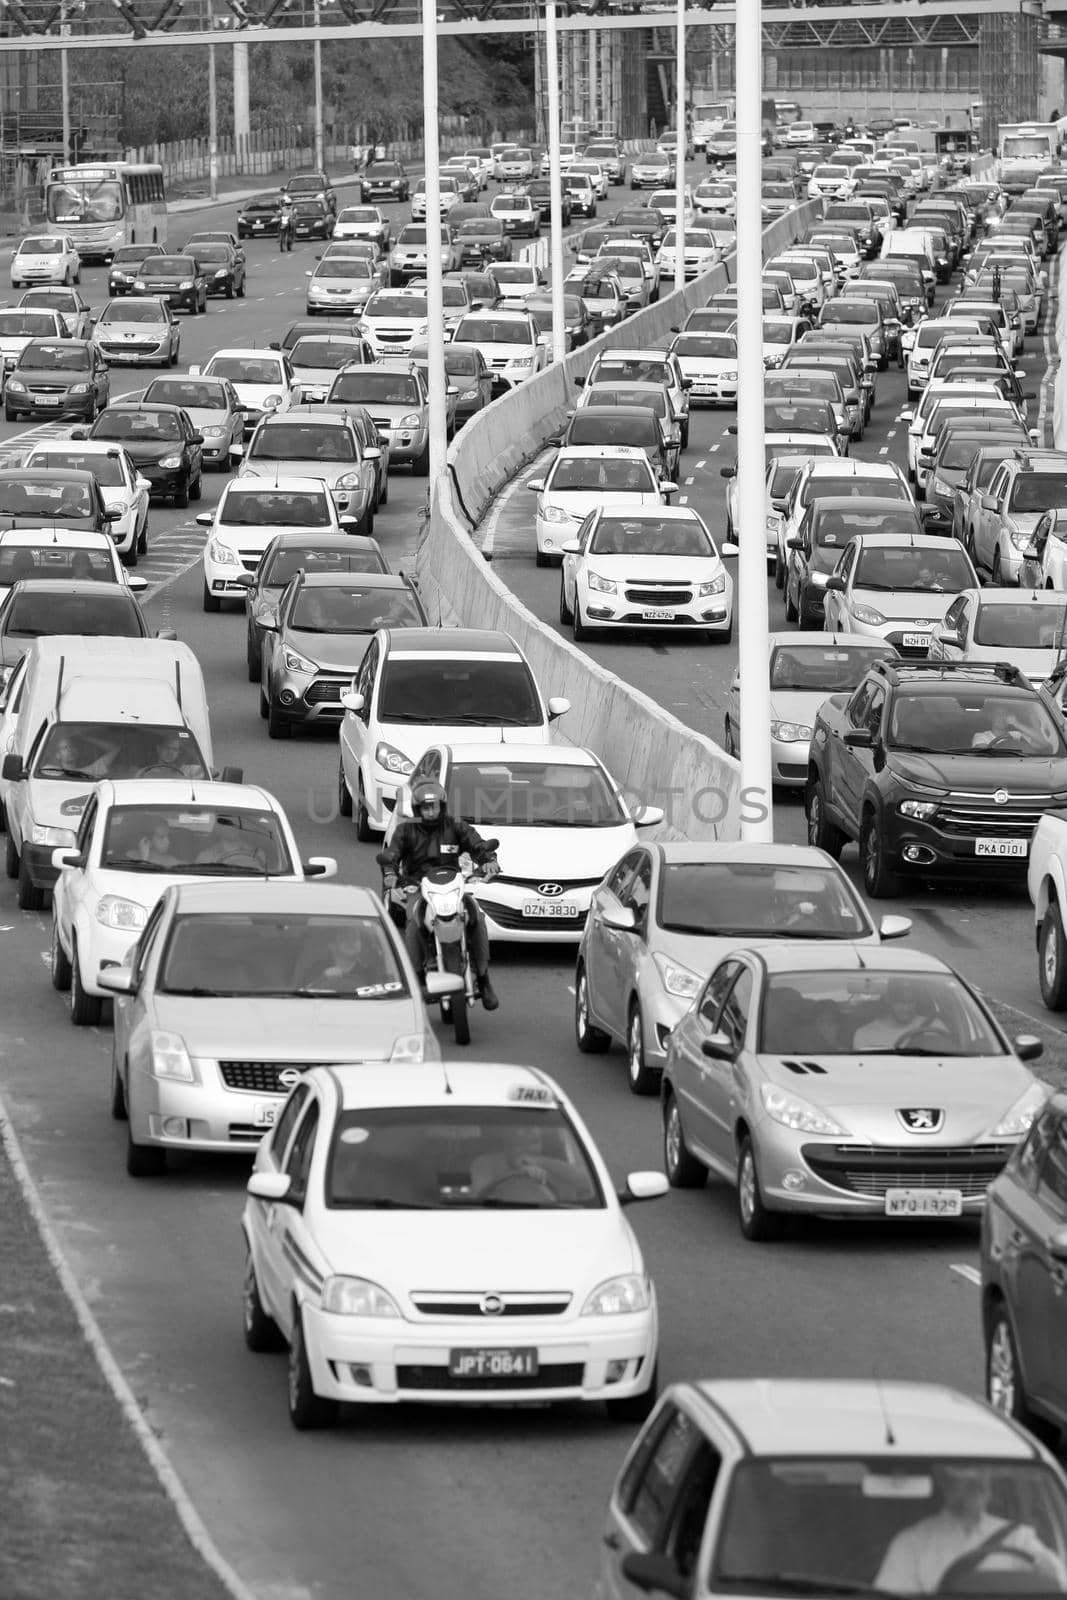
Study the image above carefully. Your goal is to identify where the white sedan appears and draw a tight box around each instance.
[332,206,391,247]
[668,331,738,405]
[242,1061,667,1427]
[656,228,719,282]
[22,440,151,565]
[10,233,81,288]
[559,504,736,640]
[190,348,302,435]
[526,444,672,565]
[648,187,694,230]
[198,475,353,610]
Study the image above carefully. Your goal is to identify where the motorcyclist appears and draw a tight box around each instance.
[377,780,500,1011]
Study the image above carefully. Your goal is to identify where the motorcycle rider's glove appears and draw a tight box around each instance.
[481,856,501,880]
[382,873,398,892]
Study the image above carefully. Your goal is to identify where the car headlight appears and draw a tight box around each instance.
[335,472,363,490]
[771,721,813,743]
[398,412,423,428]
[30,824,76,846]
[149,1029,196,1083]
[653,952,702,999]
[698,575,727,597]
[214,268,228,279]
[283,647,317,673]
[540,504,572,525]
[309,284,328,296]
[587,571,617,594]
[582,1274,652,1316]
[179,280,193,289]
[263,393,283,409]
[207,539,239,566]
[851,603,886,626]
[899,799,938,819]
[990,1083,1048,1139]
[761,1083,848,1136]
[1011,529,1035,550]
[95,895,147,931]
[719,369,738,381]
[133,279,146,290]
[321,1275,402,1317]
[931,476,951,498]
[458,387,478,401]
[375,740,414,776]
[510,355,534,367]
[201,425,225,439]
[110,500,130,517]
[159,454,183,469]
[767,513,783,533]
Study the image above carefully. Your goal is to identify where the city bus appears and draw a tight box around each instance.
[43,162,167,263]
[692,98,735,152]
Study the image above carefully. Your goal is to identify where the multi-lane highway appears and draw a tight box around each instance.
[0,169,1059,1600]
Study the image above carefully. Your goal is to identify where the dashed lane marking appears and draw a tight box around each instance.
[685,476,694,485]
[696,458,706,469]
[879,446,889,455]
[950,1264,981,1288]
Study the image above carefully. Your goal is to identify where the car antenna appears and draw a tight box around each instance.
[441,1060,453,1095]
[875,1376,896,1447]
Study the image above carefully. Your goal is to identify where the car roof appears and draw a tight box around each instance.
[0,528,112,547]
[294,571,410,591]
[848,531,964,550]
[443,742,598,766]
[654,842,848,868]
[592,504,701,522]
[95,778,277,808]
[224,475,330,494]
[169,881,379,914]
[812,495,919,516]
[6,578,133,597]
[0,466,98,482]
[100,402,186,416]
[593,348,673,362]
[805,459,903,477]
[382,627,520,657]
[265,531,381,551]
[209,347,285,360]
[321,1061,569,1111]
[554,444,653,461]
[256,409,350,426]
[690,1379,1036,1460]
[25,440,127,458]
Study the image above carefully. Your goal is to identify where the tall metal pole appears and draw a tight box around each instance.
[545,0,566,366]
[421,0,447,486]
[313,0,324,170]
[736,0,772,842]
[673,0,686,295]
[60,42,70,164]
[207,41,217,200]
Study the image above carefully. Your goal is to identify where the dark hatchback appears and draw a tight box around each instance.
[242,530,389,681]
[237,194,288,238]
[290,200,335,240]
[454,217,512,266]
[360,162,410,203]
[0,578,161,671]
[84,403,204,508]
[0,467,116,533]
[130,255,208,314]
[108,243,165,296]
[526,179,573,227]
[192,242,246,298]
[3,339,110,423]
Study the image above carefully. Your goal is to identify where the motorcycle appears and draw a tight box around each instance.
[386,844,499,1046]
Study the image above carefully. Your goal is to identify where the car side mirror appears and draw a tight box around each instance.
[824,575,846,593]
[195,511,214,525]
[1014,1034,1044,1063]
[527,477,546,493]
[619,1171,669,1206]
[303,856,338,879]
[341,689,365,713]
[51,847,84,870]
[843,727,873,748]
[127,575,148,593]
[233,572,254,588]
[700,1031,735,1061]
[719,464,736,479]
[787,539,805,552]
[878,914,912,941]
[559,540,581,555]
[899,408,913,422]
[2,753,25,781]
[98,966,135,996]
[247,1171,293,1203]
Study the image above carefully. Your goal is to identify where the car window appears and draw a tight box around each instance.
[718,967,753,1051]
[863,686,885,737]
[847,681,872,729]
[131,902,166,984]
[665,1443,722,1582]
[1037,1119,1067,1216]
[699,961,739,1026]
[270,1083,312,1164]
[622,853,652,926]
[621,1405,703,1547]
[606,848,642,901]
[284,1099,320,1205]
[75,794,97,855]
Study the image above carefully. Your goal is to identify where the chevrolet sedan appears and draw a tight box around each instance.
[4,338,110,423]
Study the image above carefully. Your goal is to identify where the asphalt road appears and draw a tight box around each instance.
[0,172,1037,1600]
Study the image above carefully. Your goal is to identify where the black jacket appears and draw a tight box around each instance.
[377,814,495,880]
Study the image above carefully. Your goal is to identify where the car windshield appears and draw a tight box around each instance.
[457,220,503,238]
[98,301,165,325]
[804,476,909,506]
[159,911,404,998]
[33,722,208,782]
[146,258,196,278]
[0,544,113,583]
[674,335,736,359]
[0,478,94,517]
[290,340,363,371]
[568,415,656,448]
[261,544,385,586]
[0,311,58,336]
[331,371,420,404]
[594,357,670,386]
[974,601,1067,648]
[93,410,181,442]
[28,450,124,487]
[378,659,540,726]
[767,374,838,400]
[763,323,795,346]
[550,459,653,492]
[192,244,232,263]
[813,509,920,550]
[221,489,330,527]
[492,265,535,284]
[770,643,893,692]
[590,515,712,557]
[1011,475,1067,512]
[339,208,380,225]
[142,380,226,411]
[366,295,427,318]
[17,342,88,372]
[660,861,871,938]
[889,689,1065,757]
[205,356,283,384]
[447,758,623,828]
[853,545,974,593]
[759,969,1005,1056]
[764,402,834,433]
[250,424,355,463]
[325,1104,603,1210]
[455,318,531,345]
[315,259,373,282]
[709,1457,1067,1594]
[6,588,140,638]
[100,805,292,876]
[291,584,420,632]
[588,387,668,420]
[823,301,876,324]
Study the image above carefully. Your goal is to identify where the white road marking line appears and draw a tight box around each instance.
[679,495,688,504]
[566,985,575,995]
[685,476,694,485]
[709,442,719,452]
[696,458,706,469]
[879,446,889,455]
[886,430,897,439]
[950,1264,981,1288]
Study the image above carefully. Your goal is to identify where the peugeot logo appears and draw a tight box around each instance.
[277,1067,302,1090]
[897,1108,944,1134]
[480,1293,505,1316]
[994,789,1009,806]
[537,883,564,898]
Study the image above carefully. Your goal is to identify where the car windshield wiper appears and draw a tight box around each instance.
[37,765,95,780]
[448,713,535,726]
[104,858,172,872]
[334,1198,436,1209]
[718,1577,898,1598]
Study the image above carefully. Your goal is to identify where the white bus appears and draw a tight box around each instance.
[43,162,167,263]
[692,99,735,151]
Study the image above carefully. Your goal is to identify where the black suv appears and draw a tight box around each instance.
[284,171,337,215]
[806,659,1067,898]
[360,162,410,203]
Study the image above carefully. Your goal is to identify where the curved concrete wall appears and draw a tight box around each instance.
[416,201,823,841]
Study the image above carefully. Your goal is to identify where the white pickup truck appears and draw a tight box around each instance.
[1027,810,1067,1008]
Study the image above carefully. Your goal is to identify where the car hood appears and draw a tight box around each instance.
[224,381,287,405]
[544,488,662,518]
[15,367,84,388]
[376,721,550,760]
[308,1209,638,1295]
[957,641,1058,681]
[887,750,1067,793]
[103,437,179,465]
[164,405,226,431]
[770,690,836,727]
[585,553,724,579]
[849,587,959,623]
[758,1051,1037,1142]
[240,460,359,490]
[214,519,314,549]
[24,776,94,830]
[485,822,636,879]
[97,318,168,339]
[156,995,426,1058]
[285,626,373,670]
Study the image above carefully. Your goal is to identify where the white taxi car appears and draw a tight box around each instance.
[10,233,81,288]
[0,526,139,599]
[199,476,358,611]
[559,505,736,641]
[50,779,337,1025]
[242,1062,667,1428]
[358,288,430,360]
[527,444,673,566]
[190,348,301,436]
[927,587,1067,683]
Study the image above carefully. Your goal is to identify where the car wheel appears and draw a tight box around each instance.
[861,809,899,899]
[243,1253,285,1352]
[355,774,376,841]
[663,1092,706,1188]
[246,639,262,684]
[986,1304,1055,1441]
[784,577,798,623]
[226,280,235,299]
[573,598,593,642]
[173,477,189,510]
[1039,903,1067,1010]
[412,441,430,476]
[4,405,17,422]
[806,778,846,859]
[50,916,72,991]
[557,578,575,624]
[992,547,1003,585]
[137,515,148,556]
[574,962,611,1053]
[189,472,203,503]
[266,694,290,740]
[737,1133,784,1241]
[337,756,353,818]
[124,537,138,569]
[17,853,44,911]
[109,1050,127,1121]
[126,1110,166,1178]
[627,1003,659,1096]
[84,395,97,424]
[774,550,785,590]
[724,715,737,758]
[169,342,179,367]
[288,1310,339,1429]
[202,581,221,614]
[604,1363,659,1424]
[5,831,18,879]
[70,935,102,1025]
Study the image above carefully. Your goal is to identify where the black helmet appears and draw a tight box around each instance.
[412,780,446,826]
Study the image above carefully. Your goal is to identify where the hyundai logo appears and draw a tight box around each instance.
[897,1108,944,1134]
[480,1293,505,1316]
[538,883,564,898]
[994,789,1009,806]
[277,1068,303,1090]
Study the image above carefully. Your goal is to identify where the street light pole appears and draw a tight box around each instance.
[545,0,566,366]
[420,0,447,486]
[313,0,324,170]
[673,0,686,295]
[60,41,70,164]
[735,0,773,842]
[208,40,218,201]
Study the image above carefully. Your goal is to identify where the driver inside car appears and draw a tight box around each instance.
[874,1466,1067,1595]
[468,1121,589,1202]
[148,731,203,778]
[852,986,946,1052]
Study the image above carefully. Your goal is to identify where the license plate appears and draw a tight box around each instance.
[902,632,929,648]
[885,1189,963,1218]
[521,901,581,917]
[643,608,674,621]
[448,1347,538,1378]
[975,838,1028,858]
[692,382,713,393]
[252,221,265,229]
[379,341,403,351]
[36,396,60,406]
[253,1102,279,1128]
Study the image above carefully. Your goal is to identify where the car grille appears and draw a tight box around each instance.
[625,585,692,606]
[495,874,602,890]
[99,339,160,354]
[801,1142,1013,1199]
[227,1123,274,1143]
[478,899,588,930]
[304,678,348,706]
[26,383,72,397]
[409,1292,571,1317]
[937,799,1046,837]
[375,327,413,344]
[396,1363,584,1391]
[219,1059,334,1093]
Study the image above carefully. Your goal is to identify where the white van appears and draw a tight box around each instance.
[880,227,937,299]
[1,637,228,909]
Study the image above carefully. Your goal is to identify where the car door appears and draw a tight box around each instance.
[1008,1110,1067,1419]
[269,1096,322,1340]
[181,408,203,476]
[669,961,740,1167]
[700,962,755,1172]
[251,1081,316,1320]
[586,850,641,1038]
[611,850,653,1032]
[562,513,593,610]
[263,576,296,693]
[93,349,110,408]
[342,634,378,793]
[56,791,99,956]
[931,594,968,662]
[823,541,855,632]
[977,465,1011,571]
[113,900,167,1090]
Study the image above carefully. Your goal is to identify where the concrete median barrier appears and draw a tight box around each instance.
[417,201,823,839]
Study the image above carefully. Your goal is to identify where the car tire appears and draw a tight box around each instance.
[861,809,900,899]
[202,581,221,614]
[1039,903,1067,1010]
[605,1363,659,1424]
[724,716,737,758]
[169,343,179,367]
[17,853,44,911]
[574,962,611,1053]
[806,778,846,859]
[266,695,290,740]
[784,581,798,624]
[412,442,430,476]
[627,1003,659,1096]
[5,831,18,879]
[992,548,1002,585]
[126,1112,166,1178]
[109,1051,127,1121]
[337,757,353,818]
[737,1133,785,1242]
[663,1092,706,1189]
[70,935,102,1025]
[50,916,72,991]
[246,640,262,684]
[288,1310,339,1430]
[355,774,376,842]
[189,472,203,503]
[573,599,593,642]
[243,1253,285,1352]
[124,538,138,569]
[774,551,785,591]
[557,582,572,628]
[5,406,17,422]
[137,516,148,556]
[986,1304,1056,1442]
[174,478,190,510]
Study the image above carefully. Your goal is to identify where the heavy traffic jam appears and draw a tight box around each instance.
[10,116,1067,1598]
